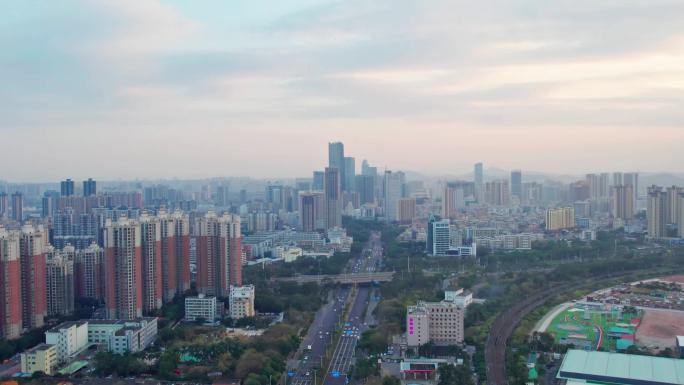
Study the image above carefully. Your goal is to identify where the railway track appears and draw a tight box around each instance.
[484,268,682,385]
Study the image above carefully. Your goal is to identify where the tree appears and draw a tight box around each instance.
[382,376,401,385]
[159,349,179,379]
[437,364,473,385]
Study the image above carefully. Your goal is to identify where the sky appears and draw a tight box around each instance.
[2,0,684,182]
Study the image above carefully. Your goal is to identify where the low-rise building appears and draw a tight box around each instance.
[20,344,57,375]
[229,285,255,319]
[185,294,221,322]
[86,318,158,354]
[44,320,89,364]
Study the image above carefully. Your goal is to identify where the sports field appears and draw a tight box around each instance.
[547,306,640,351]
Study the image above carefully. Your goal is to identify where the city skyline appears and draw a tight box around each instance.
[2,1,684,181]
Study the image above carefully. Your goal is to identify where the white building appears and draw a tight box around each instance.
[443,289,473,308]
[86,318,158,354]
[20,344,57,375]
[406,291,466,347]
[229,285,255,319]
[185,294,221,322]
[44,320,89,364]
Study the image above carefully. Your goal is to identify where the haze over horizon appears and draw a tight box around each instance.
[2,0,684,181]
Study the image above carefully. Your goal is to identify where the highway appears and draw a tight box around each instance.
[324,231,384,385]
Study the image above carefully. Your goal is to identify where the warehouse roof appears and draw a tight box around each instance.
[558,350,684,385]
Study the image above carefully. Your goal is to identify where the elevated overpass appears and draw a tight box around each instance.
[275,271,394,285]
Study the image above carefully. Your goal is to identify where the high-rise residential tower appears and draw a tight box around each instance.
[343,156,355,192]
[474,163,483,201]
[0,193,7,219]
[611,185,634,220]
[104,216,143,320]
[139,213,163,313]
[158,208,191,300]
[0,227,22,339]
[195,212,242,297]
[647,186,667,239]
[19,225,48,329]
[74,243,105,301]
[83,178,97,197]
[299,192,321,232]
[11,192,23,222]
[60,179,75,197]
[46,248,75,317]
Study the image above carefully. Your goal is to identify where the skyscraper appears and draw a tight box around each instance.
[312,171,325,191]
[328,142,345,190]
[611,185,634,220]
[215,184,230,207]
[355,174,375,205]
[0,193,7,219]
[426,218,450,256]
[585,174,600,200]
[442,184,466,219]
[484,180,510,206]
[647,186,667,239]
[299,192,321,232]
[139,213,163,313]
[74,243,104,301]
[677,193,684,239]
[19,225,48,329]
[11,192,23,222]
[104,216,143,320]
[0,227,22,339]
[46,248,75,317]
[158,208,191,299]
[665,186,682,225]
[324,167,342,229]
[397,198,417,224]
[599,173,610,199]
[510,170,522,200]
[195,212,242,297]
[60,179,75,197]
[343,156,355,192]
[383,170,404,222]
[474,163,483,201]
[624,172,639,208]
[83,178,97,197]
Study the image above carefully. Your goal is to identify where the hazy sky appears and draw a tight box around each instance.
[2,0,684,182]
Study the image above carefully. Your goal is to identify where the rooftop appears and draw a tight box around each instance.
[47,320,88,333]
[558,349,684,385]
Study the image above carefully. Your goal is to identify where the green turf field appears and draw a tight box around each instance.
[547,306,640,351]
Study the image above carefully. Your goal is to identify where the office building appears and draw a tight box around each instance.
[324,167,342,229]
[442,183,470,218]
[75,243,105,301]
[647,186,667,239]
[158,208,191,300]
[427,218,451,256]
[195,211,242,297]
[20,225,48,329]
[104,216,143,320]
[474,163,483,201]
[20,344,57,375]
[383,170,404,222]
[611,185,635,220]
[44,321,88,364]
[0,227,22,339]
[406,292,466,347]
[312,171,325,191]
[46,251,75,317]
[355,174,375,205]
[229,285,255,319]
[397,198,417,224]
[343,156,355,192]
[599,173,610,199]
[510,170,522,200]
[546,207,575,230]
[215,184,230,206]
[185,294,220,322]
[328,142,345,190]
[11,192,23,222]
[41,190,60,218]
[139,213,162,313]
[0,192,7,219]
[61,179,75,197]
[82,178,97,197]
[484,180,510,206]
